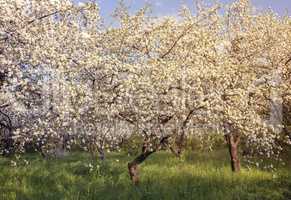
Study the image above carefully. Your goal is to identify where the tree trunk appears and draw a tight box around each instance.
[169,146,182,158]
[176,136,184,156]
[173,130,186,157]
[97,147,105,161]
[128,150,154,185]
[0,111,14,156]
[128,135,170,185]
[225,134,240,172]
[1,128,14,156]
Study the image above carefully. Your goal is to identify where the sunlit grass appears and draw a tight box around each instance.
[0,150,290,200]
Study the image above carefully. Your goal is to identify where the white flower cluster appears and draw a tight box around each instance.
[0,0,290,168]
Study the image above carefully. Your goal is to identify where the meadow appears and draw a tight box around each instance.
[0,149,290,200]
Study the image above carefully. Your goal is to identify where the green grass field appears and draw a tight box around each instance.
[0,150,290,200]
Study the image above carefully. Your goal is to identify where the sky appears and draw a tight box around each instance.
[77,0,290,24]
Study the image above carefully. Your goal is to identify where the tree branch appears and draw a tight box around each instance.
[159,6,220,59]
[285,56,291,66]
[28,10,61,25]
[160,25,192,59]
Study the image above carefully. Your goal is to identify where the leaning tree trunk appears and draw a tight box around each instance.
[128,150,155,185]
[128,135,171,185]
[225,134,240,172]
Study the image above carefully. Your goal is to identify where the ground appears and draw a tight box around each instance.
[0,149,290,200]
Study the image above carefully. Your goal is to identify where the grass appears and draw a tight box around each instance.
[0,149,290,200]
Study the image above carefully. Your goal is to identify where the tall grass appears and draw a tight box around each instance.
[0,150,290,200]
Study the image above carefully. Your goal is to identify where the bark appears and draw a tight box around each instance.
[1,135,14,156]
[128,135,170,185]
[97,147,105,161]
[175,133,186,156]
[173,107,203,157]
[0,111,14,156]
[128,150,155,185]
[169,146,182,158]
[225,134,240,172]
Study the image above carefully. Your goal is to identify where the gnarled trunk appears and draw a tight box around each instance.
[225,134,240,172]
